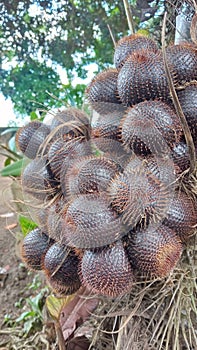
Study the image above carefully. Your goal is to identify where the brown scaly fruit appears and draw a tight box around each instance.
[21,228,54,271]
[166,44,197,87]
[50,107,91,141]
[109,157,171,229]
[120,100,183,156]
[22,157,58,201]
[15,121,50,159]
[80,240,134,297]
[62,194,124,249]
[163,191,197,242]
[125,225,183,278]
[48,137,92,182]
[117,50,170,106]
[46,197,67,242]
[171,142,191,174]
[86,68,122,114]
[114,33,158,69]
[91,109,125,142]
[177,83,197,146]
[65,155,122,198]
[43,243,81,295]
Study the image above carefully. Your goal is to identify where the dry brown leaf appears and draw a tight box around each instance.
[59,287,98,341]
[67,336,90,350]
[5,223,17,230]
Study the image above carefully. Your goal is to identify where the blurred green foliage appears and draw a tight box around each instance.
[0,0,164,116]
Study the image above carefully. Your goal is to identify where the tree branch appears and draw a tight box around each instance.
[122,0,135,34]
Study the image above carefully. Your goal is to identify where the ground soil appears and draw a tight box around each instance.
[0,155,45,349]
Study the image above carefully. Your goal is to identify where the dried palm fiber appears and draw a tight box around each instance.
[124,225,183,277]
[15,121,50,159]
[117,49,170,106]
[86,68,122,114]
[80,240,134,297]
[120,100,183,156]
[43,243,81,295]
[21,228,54,271]
[48,137,92,181]
[61,193,125,249]
[65,156,122,198]
[114,34,158,68]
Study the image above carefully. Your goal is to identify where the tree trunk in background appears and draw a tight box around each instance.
[165,0,195,44]
[175,1,194,43]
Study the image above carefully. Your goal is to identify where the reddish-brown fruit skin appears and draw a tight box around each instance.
[21,228,53,271]
[65,156,121,198]
[46,197,67,242]
[62,194,124,249]
[120,100,182,156]
[50,107,91,141]
[109,160,171,229]
[163,192,197,241]
[22,157,57,200]
[80,241,134,297]
[125,225,183,277]
[91,110,125,142]
[92,138,131,169]
[114,34,158,68]
[166,44,197,87]
[177,83,197,146]
[171,142,191,174]
[86,68,121,114]
[117,50,170,107]
[15,121,50,159]
[48,137,92,182]
[43,243,81,295]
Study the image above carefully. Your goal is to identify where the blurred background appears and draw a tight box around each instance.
[1,0,186,127]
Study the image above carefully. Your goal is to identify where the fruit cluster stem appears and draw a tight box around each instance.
[162,12,196,174]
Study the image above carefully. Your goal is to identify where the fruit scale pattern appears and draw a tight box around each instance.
[17,34,197,298]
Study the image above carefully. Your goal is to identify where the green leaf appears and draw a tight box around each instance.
[23,319,35,335]
[46,294,75,321]
[19,215,38,236]
[15,311,35,323]
[4,158,11,166]
[136,29,149,36]
[0,158,24,176]
[30,111,40,121]
[27,290,46,316]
